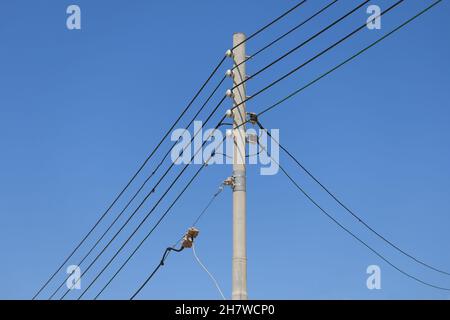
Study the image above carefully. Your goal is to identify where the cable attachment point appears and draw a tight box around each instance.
[182,227,199,249]
[247,112,258,125]
[225,109,234,118]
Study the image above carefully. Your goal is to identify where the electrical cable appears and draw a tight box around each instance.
[257,0,443,117]
[127,185,224,300]
[233,0,370,89]
[33,55,226,300]
[257,131,450,292]
[129,246,184,300]
[233,0,340,71]
[228,0,405,118]
[96,183,225,299]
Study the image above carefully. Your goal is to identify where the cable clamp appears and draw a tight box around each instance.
[182,227,199,249]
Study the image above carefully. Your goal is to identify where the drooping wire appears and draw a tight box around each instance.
[127,184,225,300]
[257,118,450,276]
[129,246,184,300]
[257,138,450,292]
[257,0,443,117]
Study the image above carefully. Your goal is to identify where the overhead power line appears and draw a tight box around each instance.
[36,0,308,300]
[228,0,405,118]
[130,245,184,300]
[33,58,225,301]
[233,0,340,71]
[71,131,227,300]
[257,0,443,117]
[47,72,230,301]
[257,137,450,292]
[257,119,450,276]
[127,186,224,300]
[234,0,370,89]
[96,183,225,299]
[231,0,308,50]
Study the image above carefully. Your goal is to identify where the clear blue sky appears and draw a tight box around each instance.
[1,0,449,300]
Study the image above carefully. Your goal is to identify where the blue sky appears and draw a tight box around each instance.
[1,0,449,300]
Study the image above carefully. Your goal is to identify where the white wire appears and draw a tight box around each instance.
[192,243,226,300]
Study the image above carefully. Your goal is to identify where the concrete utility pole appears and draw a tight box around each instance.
[231,32,248,300]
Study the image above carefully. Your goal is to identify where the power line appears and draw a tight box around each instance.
[258,119,450,276]
[47,74,230,301]
[258,0,443,117]
[231,0,308,50]
[232,0,340,71]
[36,0,308,299]
[257,139,450,292]
[68,1,356,295]
[96,182,225,299]
[229,0,405,117]
[127,186,224,300]
[192,243,226,300]
[234,0,370,89]
[129,246,184,300]
[71,132,227,300]
[34,56,226,302]
[53,91,228,299]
